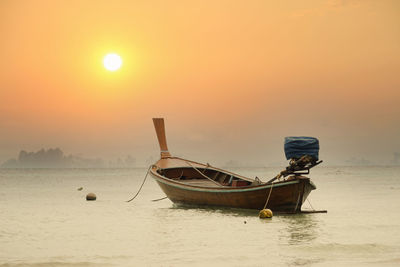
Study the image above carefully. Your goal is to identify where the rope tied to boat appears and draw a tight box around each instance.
[259,183,274,218]
[306,198,315,211]
[263,183,274,210]
[126,165,152,202]
[151,196,168,202]
[183,160,225,187]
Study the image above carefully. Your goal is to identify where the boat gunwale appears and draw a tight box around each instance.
[149,167,301,193]
[154,156,257,182]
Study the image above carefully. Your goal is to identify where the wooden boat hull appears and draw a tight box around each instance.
[148,118,319,212]
[150,167,316,212]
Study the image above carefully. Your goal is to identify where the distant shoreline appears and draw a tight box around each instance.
[1,165,400,170]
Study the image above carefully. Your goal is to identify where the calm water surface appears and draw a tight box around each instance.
[0,166,399,266]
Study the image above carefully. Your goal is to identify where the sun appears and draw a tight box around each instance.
[103,53,122,71]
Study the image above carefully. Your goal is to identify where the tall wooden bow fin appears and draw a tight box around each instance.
[152,118,171,158]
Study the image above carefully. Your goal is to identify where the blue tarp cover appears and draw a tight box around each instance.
[284,136,319,160]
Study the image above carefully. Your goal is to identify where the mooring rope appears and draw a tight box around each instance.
[293,191,301,212]
[183,160,225,187]
[262,183,274,209]
[151,196,168,202]
[307,198,315,211]
[126,165,152,202]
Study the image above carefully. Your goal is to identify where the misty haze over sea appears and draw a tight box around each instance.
[1,148,400,169]
[0,148,137,169]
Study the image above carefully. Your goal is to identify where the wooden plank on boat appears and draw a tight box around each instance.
[179,179,222,188]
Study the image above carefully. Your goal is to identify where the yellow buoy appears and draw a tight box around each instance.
[259,209,273,218]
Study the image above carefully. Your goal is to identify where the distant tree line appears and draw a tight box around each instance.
[1,148,136,168]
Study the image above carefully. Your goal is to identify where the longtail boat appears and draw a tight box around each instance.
[149,118,322,212]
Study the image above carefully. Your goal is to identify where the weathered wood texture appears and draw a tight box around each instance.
[150,166,315,212]
[152,118,171,158]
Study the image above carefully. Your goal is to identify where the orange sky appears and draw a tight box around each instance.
[1,0,399,166]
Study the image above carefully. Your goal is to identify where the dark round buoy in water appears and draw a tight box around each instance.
[86,193,96,201]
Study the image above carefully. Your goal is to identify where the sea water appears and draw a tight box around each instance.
[0,166,399,266]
